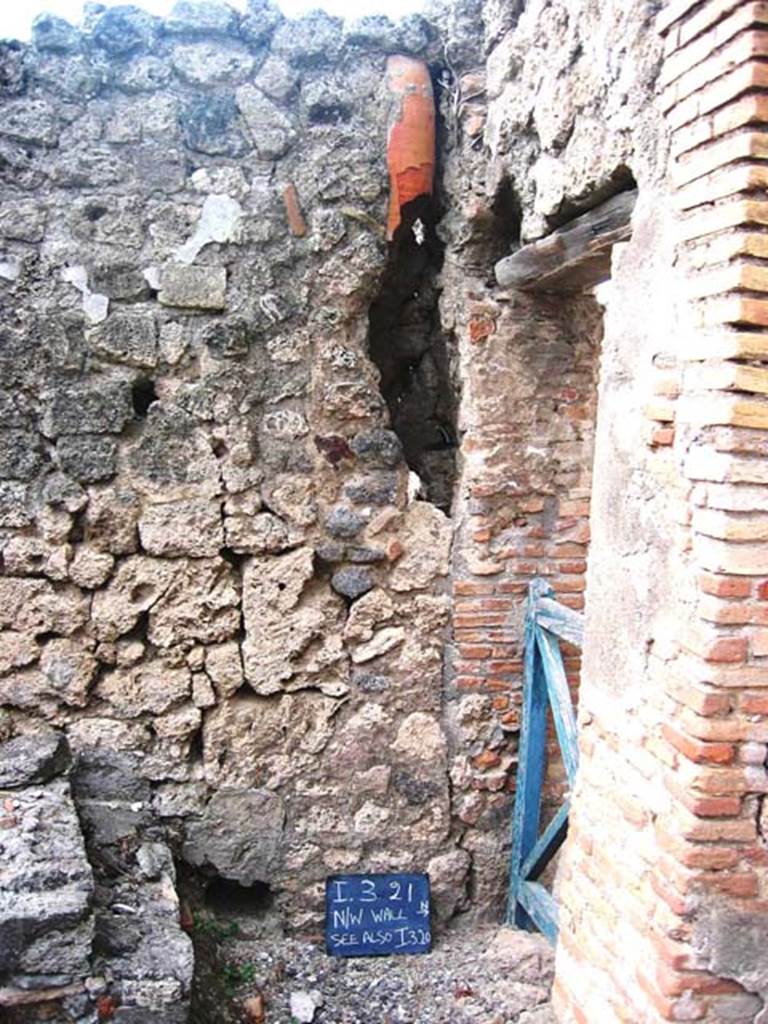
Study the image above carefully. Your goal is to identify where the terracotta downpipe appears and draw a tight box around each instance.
[385,56,436,241]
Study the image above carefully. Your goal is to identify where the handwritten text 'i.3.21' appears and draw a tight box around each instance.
[325,873,432,957]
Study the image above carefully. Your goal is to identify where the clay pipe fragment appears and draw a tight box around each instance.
[385,56,436,241]
[283,182,307,237]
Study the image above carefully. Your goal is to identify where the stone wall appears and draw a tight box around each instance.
[0,0,468,956]
[5,0,768,1020]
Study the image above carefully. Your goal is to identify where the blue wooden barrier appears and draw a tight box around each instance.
[507,578,583,944]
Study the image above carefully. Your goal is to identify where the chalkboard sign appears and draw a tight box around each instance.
[325,873,431,957]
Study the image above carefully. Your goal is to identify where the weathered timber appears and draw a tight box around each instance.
[495,189,637,292]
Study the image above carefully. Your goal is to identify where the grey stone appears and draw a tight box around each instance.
[0,731,71,788]
[344,473,399,506]
[58,435,118,484]
[254,55,299,102]
[0,44,25,99]
[239,0,283,46]
[41,471,88,513]
[39,638,98,707]
[31,14,82,52]
[171,41,254,86]
[91,264,152,300]
[89,6,158,56]
[0,430,45,480]
[71,750,151,804]
[394,769,440,806]
[88,313,158,368]
[271,11,343,66]
[159,265,227,311]
[316,543,346,562]
[126,405,221,494]
[0,199,47,241]
[236,85,296,159]
[350,429,403,468]
[347,546,386,563]
[330,567,374,600]
[42,380,133,437]
[694,904,768,1014]
[28,50,110,100]
[202,317,249,358]
[325,506,365,539]
[0,99,58,147]
[183,788,285,883]
[118,55,173,93]
[355,673,391,692]
[165,0,240,35]
[180,93,248,156]
[0,482,32,527]
[0,778,94,976]
[78,798,151,846]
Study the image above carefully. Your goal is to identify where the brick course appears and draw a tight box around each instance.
[553,1,768,1020]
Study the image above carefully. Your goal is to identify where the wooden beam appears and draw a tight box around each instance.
[495,189,637,292]
[520,801,570,883]
[534,595,584,647]
[518,881,559,945]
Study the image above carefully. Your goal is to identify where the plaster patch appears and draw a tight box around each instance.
[61,265,109,325]
[174,193,243,265]
[0,256,22,281]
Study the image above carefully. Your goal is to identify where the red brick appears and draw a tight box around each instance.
[552,577,586,593]
[666,680,731,716]
[666,774,742,816]
[455,676,484,691]
[477,598,513,610]
[468,315,495,344]
[650,871,692,917]
[651,426,676,446]
[557,559,587,574]
[472,750,501,769]
[663,724,736,764]
[693,870,759,898]
[487,660,522,674]
[698,573,752,598]
[497,582,528,595]
[747,603,768,624]
[656,963,743,997]
[679,814,755,844]
[740,691,768,713]
[637,967,706,1021]
[702,636,748,663]
[457,645,492,659]
[453,581,496,596]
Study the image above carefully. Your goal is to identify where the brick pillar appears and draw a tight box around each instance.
[554,2,768,1021]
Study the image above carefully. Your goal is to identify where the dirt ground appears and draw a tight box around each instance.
[185,883,556,1024]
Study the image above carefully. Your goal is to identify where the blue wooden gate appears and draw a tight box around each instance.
[507,578,584,944]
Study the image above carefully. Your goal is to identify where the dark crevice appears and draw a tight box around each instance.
[204,877,275,917]
[219,547,247,570]
[188,724,204,764]
[131,377,158,418]
[489,177,523,264]
[367,196,457,513]
[546,164,637,233]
